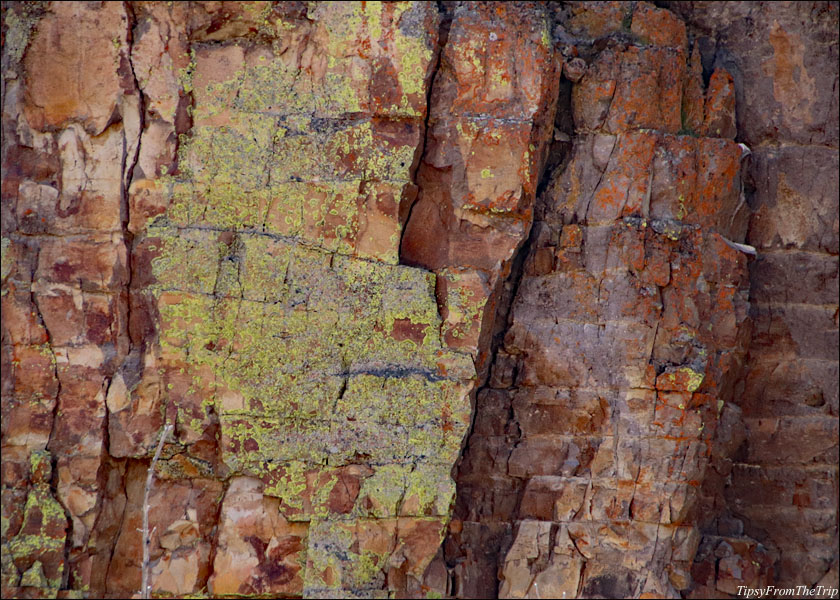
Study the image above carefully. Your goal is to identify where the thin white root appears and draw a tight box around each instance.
[720,235,757,255]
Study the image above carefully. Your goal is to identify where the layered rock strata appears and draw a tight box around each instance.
[437,2,813,598]
[400,1,560,372]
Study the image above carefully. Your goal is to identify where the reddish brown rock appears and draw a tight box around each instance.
[573,46,684,134]
[2,452,67,597]
[630,1,688,50]
[22,2,129,134]
[441,3,773,597]
[103,463,221,597]
[703,69,737,139]
[666,1,839,590]
[209,477,306,597]
[563,57,588,82]
[668,1,839,147]
[401,1,561,365]
[1,2,837,598]
[682,43,705,134]
[688,536,775,599]
[562,1,630,40]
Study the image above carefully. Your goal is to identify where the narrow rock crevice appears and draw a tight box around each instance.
[398,0,452,262]
[88,6,148,593]
[440,67,576,600]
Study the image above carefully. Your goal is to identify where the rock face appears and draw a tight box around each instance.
[664,2,840,593]
[440,4,762,597]
[1,2,837,600]
[400,1,560,371]
[436,1,837,598]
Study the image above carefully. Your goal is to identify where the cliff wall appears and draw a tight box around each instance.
[1,2,837,598]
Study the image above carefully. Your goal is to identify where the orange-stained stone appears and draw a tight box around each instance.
[703,69,738,139]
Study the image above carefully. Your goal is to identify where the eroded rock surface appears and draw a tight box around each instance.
[439,4,760,597]
[1,2,837,599]
[665,1,840,593]
[2,2,553,598]
[437,2,837,599]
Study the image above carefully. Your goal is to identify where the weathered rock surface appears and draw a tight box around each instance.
[401,1,561,370]
[663,2,840,592]
[438,4,763,597]
[435,1,837,599]
[2,1,553,598]
[1,2,837,599]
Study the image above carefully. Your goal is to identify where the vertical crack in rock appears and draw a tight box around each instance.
[435,49,575,600]
[663,1,840,592]
[436,77,576,598]
[399,1,450,258]
[0,3,66,592]
[398,2,564,597]
[86,3,147,596]
[31,248,71,591]
[440,141,560,600]
[106,3,478,598]
[3,2,138,596]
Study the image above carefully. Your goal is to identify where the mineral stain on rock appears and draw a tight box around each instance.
[1,1,837,599]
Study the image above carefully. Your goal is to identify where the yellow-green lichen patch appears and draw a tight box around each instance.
[148,227,222,295]
[164,64,426,264]
[180,119,276,189]
[150,225,474,592]
[7,453,67,592]
[303,518,395,595]
[365,1,384,43]
[391,2,437,114]
[238,235,292,303]
[402,462,456,517]
[680,367,705,393]
[19,561,47,588]
[1,4,43,70]
[354,464,409,519]
[335,375,448,428]
[1,237,11,283]
[262,461,308,512]
[151,234,474,472]
[143,3,470,592]
[439,268,491,352]
[540,21,552,50]
[655,365,706,394]
[193,2,434,120]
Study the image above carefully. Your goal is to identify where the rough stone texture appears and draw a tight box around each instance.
[665,1,840,594]
[437,4,768,597]
[433,2,837,598]
[1,2,837,599]
[1,2,554,598]
[3,2,136,596]
[401,1,561,371]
